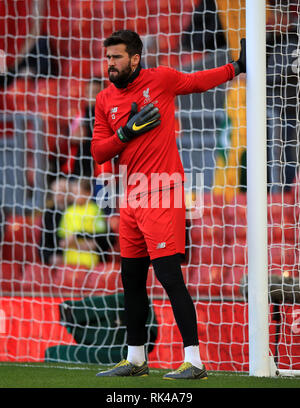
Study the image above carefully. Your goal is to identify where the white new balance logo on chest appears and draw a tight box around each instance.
[111,106,118,120]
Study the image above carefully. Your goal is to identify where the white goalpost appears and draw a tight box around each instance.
[246,0,270,377]
[247,0,300,378]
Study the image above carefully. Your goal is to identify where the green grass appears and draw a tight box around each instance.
[0,362,299,389]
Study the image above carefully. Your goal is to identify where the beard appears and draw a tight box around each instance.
[108,61,133,86]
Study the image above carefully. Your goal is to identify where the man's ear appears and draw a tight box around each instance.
[131,54,141,71]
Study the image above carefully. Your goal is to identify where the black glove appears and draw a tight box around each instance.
[117,102,161,143]
[232,38,246,75]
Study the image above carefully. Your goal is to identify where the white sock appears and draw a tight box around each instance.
[127,345,146,366]
[184,345,203,369]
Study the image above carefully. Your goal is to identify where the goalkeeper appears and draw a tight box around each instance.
[91,30,246,379]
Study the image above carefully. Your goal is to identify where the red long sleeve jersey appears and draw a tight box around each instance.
[91,64,235,193]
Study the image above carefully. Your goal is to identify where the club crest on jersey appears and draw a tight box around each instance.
[142,88,158,107]
[143,88,151,104]
[111,106,118,120]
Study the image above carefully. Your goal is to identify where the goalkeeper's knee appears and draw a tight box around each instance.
[152,253,186,294]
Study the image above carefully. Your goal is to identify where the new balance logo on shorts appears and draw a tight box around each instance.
[156,242,166,249]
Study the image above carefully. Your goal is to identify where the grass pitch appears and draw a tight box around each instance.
[0,362,299,389]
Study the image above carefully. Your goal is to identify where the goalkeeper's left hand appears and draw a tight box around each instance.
[232,38,246,75]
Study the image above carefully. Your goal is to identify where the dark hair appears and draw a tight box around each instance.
[104,30,143,57]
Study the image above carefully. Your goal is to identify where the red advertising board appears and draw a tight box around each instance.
[0,297,299,371]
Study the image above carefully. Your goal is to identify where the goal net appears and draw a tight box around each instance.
[0,0,299,374]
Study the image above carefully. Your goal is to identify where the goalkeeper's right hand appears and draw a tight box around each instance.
[117,102,161,143]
